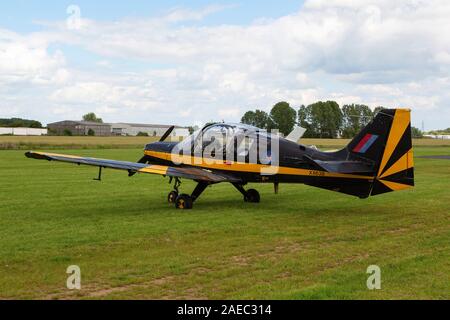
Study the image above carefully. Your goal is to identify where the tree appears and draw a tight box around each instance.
[269,102,297,136]
[137,131,149,137]
[82,113,103,123]
[341,104,373,138]
[187,126,195,135]
[241,111,256,126]
[428,128,450,135]
[87,129,95,136]
[300,101,343,138]
[241,109,270,129]
[411,127,423,138]
[0,118,43,128]
[298,105,316,138]
[63,129,73,136]
[373,107,385,117]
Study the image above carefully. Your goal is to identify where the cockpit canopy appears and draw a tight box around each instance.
[175,123,274,162]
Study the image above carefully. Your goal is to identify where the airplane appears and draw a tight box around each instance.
[26,108,414,209]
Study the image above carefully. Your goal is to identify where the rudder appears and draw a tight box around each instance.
[346,108,414,196]
[371,109,414,196]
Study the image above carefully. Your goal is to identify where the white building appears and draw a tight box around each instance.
[423,134,450,140]
[0,127,48,136]
[110,123,190,138]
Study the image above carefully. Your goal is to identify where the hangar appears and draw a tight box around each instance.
[111,123,189,137]
[47,121,112,136]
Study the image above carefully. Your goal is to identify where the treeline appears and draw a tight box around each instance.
[241,101,423,139]
[427,128,450,135]
[0,118,43,128]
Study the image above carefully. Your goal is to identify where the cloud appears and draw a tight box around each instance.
[0,29,68,86]
[218,108,241,118]
[2,1,450,128]
[165,4,238,23]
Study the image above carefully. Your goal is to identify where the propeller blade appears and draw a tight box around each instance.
[160,126,175,142]
[138,156,149,164]
[129,155,150,177]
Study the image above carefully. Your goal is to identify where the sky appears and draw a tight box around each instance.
[0,0,449,130]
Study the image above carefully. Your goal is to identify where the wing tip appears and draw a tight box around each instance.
[25,151,50,161]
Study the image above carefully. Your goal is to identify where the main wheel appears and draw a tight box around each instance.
[244,189,260,203]
[175,194,194,210]
[168,191,178,204]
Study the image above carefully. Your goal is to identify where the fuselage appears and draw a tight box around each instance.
[143,133,376,198]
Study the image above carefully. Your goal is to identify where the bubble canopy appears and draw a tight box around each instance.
[174,123,272,156]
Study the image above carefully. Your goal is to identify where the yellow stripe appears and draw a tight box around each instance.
[144,150,374,181]
[380,149,414,179]
[36,151,169,176]
[379,179,413,191]
[138,165,168,175]
[378,109,411,176]
[35,152,83,160]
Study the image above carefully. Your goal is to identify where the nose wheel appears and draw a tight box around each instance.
[168,191,178,204]
[168,177,182,204]
[168,178,209,210]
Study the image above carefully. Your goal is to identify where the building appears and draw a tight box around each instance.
[424,134,450,140]
[0,128,47,136]
[110,123,190,138]
[47,121,112,136]
[47,120,190,137]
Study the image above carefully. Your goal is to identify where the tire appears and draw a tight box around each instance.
[175,194,194,210]
[168,191,178,204]
[245,189,260,203]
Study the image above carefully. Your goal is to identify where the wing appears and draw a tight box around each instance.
[25,151,241,183]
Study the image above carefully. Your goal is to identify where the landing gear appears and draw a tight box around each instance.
[168,191,178,204]
[167,179,261,209]
[175,194,193,210]
[232,183,261,203]
[169,178,210,210]
[244,189,260,203]
[168,177,182,204]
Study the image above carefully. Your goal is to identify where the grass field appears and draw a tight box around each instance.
[0,141,449,299]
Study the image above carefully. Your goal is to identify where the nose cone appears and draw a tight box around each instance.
[145,141,178,153]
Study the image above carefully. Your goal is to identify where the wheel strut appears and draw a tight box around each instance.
[191,182,209,202]
[170,180,210,209]
[169,177,182,193]
[232,183,260,203]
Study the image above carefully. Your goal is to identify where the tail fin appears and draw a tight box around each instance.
[347,109,414,196]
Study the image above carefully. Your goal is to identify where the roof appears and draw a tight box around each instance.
[111,123,185,129]
[48,120,111,127]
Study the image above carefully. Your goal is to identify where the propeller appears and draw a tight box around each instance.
[160,126,175,142]
[129,155,151,177]
[129,126,175,178]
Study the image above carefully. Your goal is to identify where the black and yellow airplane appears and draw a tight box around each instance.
[26,108,414,209]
